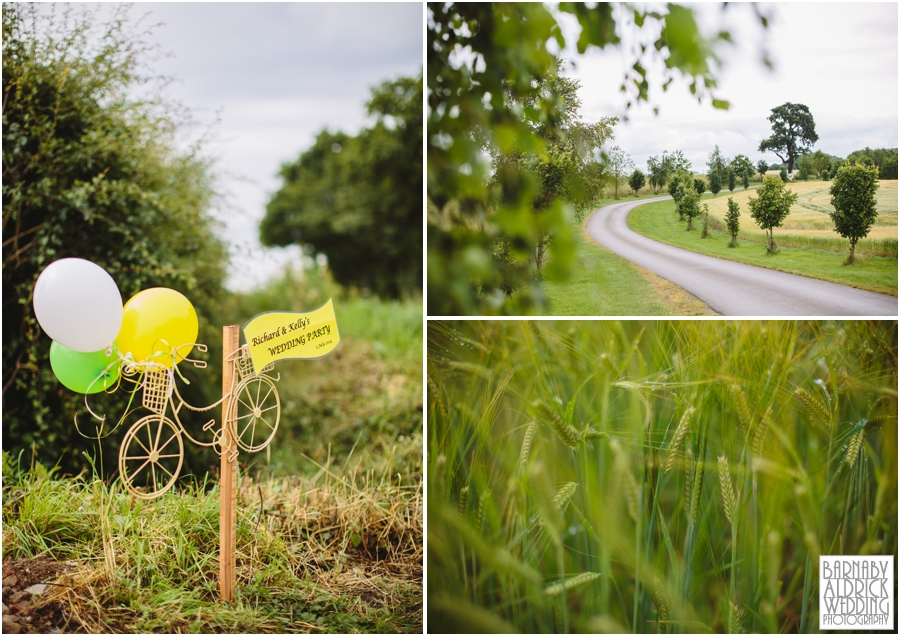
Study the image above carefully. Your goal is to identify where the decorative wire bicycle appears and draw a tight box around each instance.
[107,344,280,499]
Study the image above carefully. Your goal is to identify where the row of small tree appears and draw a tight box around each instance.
[667,164,880,263]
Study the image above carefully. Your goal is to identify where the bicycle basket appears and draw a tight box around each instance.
[142,369,171,415]
[237,346,256,380]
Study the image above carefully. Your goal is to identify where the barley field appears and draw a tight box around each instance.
[703,181,898,256]
[427,321,897,633]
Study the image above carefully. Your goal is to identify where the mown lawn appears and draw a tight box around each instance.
[542,193,713,316]
[629,199,898,296]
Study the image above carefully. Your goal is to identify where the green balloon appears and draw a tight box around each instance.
[50,341,120,394]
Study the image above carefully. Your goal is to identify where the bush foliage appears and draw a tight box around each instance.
[2,5,228,473]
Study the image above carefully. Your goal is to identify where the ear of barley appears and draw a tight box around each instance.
[458,486,470,518]
[553,482,578,512]
[752,407,771,457]
[583,427,606,440]
[728,601,743,634]
[427,373,448,421]
[535,400,582,448]
[665,406,695,473]
[690,457,704,521]
[520,423,536,473]
[624,469,640,522]
[793,388,831,428]
[845,428,866,468]
[543,572,601,596]
[717,455,737,524]
[598,353,618,376]
[610,440,639,522]
[650,578,670,622]
[683,449,694,516]
[476,490,490,530]
[730,384,753,435]
[433,454,446,491]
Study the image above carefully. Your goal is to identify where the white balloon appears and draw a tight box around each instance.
[33,258,123,352]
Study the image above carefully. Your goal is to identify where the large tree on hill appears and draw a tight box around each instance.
[262,74,423,299]
[829,163,880,264]
[758,102,818,175]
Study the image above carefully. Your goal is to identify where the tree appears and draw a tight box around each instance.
[709,170,722,195]
[779,167,788,183]
[725,197,741,247]
[629,169,646,196]
[262,74,423,299]
[829,163,880,263]
[669,169,694,221]
[646,155,663,194]
[727,166,736,191]
[757,159,769,180]
[807,150,833,178]
[679,185,701,231]
[731,154,754,188]
[847,147,898,180]
[607,146,634,199]
[700,203,711,238]
[693,178,706,196]
[748,177,798,252]
[707,145,728,192]
[427,2,751,315]
[3,5,228,473]
[648,150,692,194]
[758,102,818,175]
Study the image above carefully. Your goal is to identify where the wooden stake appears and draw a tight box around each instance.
[220,325,239,601]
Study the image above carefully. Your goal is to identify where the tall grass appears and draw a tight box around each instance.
[427,321,897,633]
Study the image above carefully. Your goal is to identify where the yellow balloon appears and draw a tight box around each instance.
[117,288,199,367]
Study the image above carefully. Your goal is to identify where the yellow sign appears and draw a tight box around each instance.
[242,298,340,374]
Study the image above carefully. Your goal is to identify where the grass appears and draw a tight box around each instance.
[2,451,422,633]
[629,199,898,296]
[427,320,897,634]
[541,193,714,316]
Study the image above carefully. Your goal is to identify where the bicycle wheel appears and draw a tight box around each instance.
[119,415,184,499]
[228,375,280,453]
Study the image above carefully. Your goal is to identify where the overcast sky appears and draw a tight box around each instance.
[123,2,422,291]
[556,2,898,174]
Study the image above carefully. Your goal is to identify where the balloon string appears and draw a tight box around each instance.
[76,342,194,439]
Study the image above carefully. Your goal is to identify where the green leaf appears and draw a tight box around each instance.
[712,98,730,110]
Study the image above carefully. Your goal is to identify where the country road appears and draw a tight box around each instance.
[585,195,898,316]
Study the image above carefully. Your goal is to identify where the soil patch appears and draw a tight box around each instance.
[2,556,76,634]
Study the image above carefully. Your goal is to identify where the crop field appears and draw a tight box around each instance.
[427,321,897,634]
[702,181,898,256]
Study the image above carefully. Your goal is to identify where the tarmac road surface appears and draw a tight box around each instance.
[585,195,898,316]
